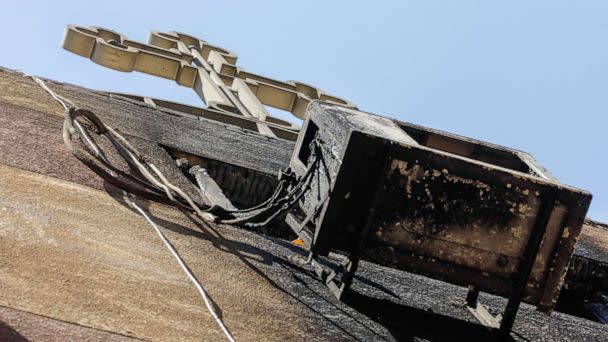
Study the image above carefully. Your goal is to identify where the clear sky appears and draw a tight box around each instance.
[1,1,606,221]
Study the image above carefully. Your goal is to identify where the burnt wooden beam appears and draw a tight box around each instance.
[0,68,293,177]
[60,82,294,175]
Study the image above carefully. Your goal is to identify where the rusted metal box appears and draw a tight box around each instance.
[287,102,591,325]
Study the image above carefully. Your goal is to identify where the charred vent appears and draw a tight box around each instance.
[163,146,278,208]
[162,146,295,239]
[556,255,608,323]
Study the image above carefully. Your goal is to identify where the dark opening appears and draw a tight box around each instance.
[399,124,535,175]
[298,120,319,164]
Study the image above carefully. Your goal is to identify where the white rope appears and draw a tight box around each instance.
[24,73,237,341]
[22,72,75,111]
[127,195,236,342]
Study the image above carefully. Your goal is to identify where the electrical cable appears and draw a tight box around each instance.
[24,73,329,342]
[25,73,242,341]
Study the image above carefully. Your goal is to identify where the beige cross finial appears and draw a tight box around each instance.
[61,25,356,139]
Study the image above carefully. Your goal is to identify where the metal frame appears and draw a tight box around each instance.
[285,102,592,337]
[289,165,561,336]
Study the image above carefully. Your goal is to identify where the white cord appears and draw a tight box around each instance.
[126,194,236,342]
[22,72,75,111]
[24,73,237,341]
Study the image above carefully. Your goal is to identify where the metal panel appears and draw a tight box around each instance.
[286,102,591,321]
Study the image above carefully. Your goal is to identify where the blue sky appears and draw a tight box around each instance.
[1,1,606,221]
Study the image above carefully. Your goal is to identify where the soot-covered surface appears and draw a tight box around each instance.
[1,67,607,341]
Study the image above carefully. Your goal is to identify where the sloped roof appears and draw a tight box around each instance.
[1,67,607,341]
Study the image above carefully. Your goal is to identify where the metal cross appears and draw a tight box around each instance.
[62,25,356,139]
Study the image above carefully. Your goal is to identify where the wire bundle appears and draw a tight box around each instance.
[61,106,322,227]
[24,73,330,341]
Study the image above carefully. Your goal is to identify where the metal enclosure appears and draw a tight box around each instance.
[287,101,591,333]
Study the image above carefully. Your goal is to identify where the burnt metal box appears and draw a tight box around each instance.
[287,101,591,332]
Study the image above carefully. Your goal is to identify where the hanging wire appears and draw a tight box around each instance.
[23,73,330,342]
[24,73,241,341]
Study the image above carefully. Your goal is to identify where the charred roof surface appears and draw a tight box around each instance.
[0,67,607,341]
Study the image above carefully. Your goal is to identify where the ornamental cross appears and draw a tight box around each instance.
[62,25,356,139]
